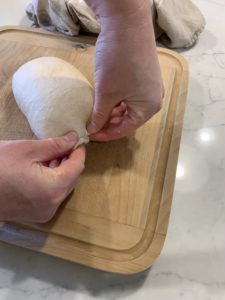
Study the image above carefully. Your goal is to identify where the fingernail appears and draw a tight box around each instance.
[63,132,78,143]
[49,159,60,168]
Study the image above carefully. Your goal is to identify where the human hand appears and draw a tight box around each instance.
[0,132,85,223]
[86,0,164,141]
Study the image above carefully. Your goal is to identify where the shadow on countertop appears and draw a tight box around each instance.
[0,241,149,299]
[1,241,225,298]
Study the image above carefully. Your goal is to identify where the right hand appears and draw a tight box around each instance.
[85,0,164,141]
[0,132,85,223]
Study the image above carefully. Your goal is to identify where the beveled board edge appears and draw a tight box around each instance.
[0,25,97,46]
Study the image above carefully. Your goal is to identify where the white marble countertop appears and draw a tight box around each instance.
[0,0,225,299]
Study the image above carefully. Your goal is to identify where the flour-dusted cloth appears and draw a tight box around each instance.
[26,0,206,48]
[26,0,99,35]
[153,0,206,48]
[26,0,80,35]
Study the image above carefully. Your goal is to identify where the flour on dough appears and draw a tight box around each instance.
[12,56,94,146]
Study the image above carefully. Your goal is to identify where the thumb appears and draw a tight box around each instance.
[87,98,114,134]
[32,132,79,162]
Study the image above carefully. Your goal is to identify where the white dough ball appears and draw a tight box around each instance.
[12,56,94,146]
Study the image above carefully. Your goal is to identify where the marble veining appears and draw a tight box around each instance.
[0,0,225,299]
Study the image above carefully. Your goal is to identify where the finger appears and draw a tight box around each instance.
[55,145,86,187]
[89,113,144,142]
[49,159,60,168]
[107,116,124,126]
[32,132,78,162]
[110,102,127,118]
[44,146,86,205]
[61,156,69,164]
[87,98,117,135]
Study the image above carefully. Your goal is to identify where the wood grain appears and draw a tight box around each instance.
[0,27,189,274]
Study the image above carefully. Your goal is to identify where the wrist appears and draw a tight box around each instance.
[96,0,154,40]
[84,0,148,19]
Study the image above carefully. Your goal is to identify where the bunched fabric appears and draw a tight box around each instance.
[26,0,206,48]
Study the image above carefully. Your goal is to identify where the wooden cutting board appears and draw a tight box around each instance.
[0,27,188,274]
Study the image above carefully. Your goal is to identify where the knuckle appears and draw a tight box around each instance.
[148,92,164,117]
[47,189,64,205]
[80,161,85,172]
[148,82,164,114]
[49,137,65,154]
[154,96,163,113]
[41,185,63,206]
[136,113,147,125]
[35,209,56,223]
[93,109,107,122]
[49,184,69,205]
[73,161,85,176]
[33,192,63,223]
